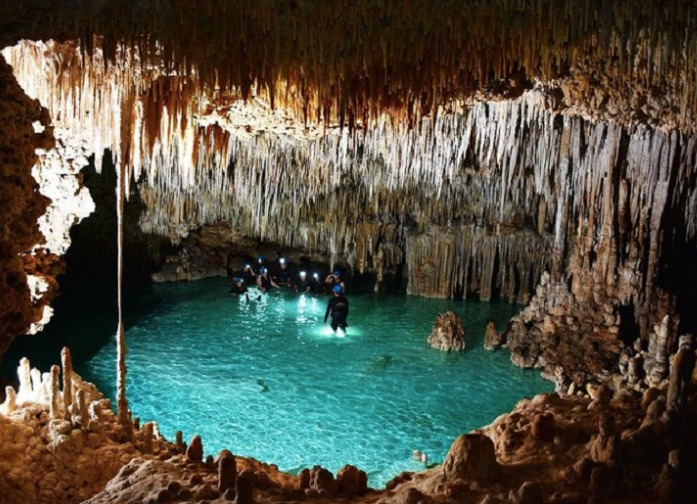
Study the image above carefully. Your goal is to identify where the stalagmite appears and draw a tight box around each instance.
[141,422,154,454]
[187,435,203,462]
[49,364,60,419]
[217,450,237,493]
[1,386,17,414]
[74,389,89,426]
[61,347,73,417]
[16,357,32,402]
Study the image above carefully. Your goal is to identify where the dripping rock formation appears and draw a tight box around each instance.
[0,1,697,503]
[427,311,466,352]
[1,347,695,504]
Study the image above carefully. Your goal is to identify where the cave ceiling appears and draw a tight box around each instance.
[2,1,697,359]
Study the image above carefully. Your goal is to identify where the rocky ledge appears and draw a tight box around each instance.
[1,339,695,504]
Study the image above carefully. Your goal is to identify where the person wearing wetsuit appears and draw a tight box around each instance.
[229,277,250,301]
[257,267,279,292]
[309,272,324,294]
[295,271,311,293]
[324,285,349,332]
[274,257,292,287]
[324,270,346,294]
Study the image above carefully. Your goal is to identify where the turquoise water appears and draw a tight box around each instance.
[70,278,551,487]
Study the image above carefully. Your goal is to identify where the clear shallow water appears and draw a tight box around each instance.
[73,278,552,487]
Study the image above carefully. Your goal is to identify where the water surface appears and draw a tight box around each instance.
[77,278,552,487]
[2,277,552,487]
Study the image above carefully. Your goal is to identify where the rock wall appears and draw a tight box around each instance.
[0,55,61,355]
[2,345,695,504]
[4,39,697,390]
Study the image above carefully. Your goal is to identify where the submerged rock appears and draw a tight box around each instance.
[427,311,465,352]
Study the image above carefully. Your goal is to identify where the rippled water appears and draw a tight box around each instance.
[1,277,552,487]
[68,278,551,487]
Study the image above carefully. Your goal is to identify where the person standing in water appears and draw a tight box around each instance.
[295,270,311,293]
[309,272,324,294]
[257,267,279,292]
[229,277,251,301]
[324,285,349,333]
[273,257,292,287]
[324,270,346,294]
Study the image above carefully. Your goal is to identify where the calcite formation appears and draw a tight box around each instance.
[1,1,697,502]
[0,1,695,392]
[427,311,466,352]
[0,56,61,353]
[1,346,695,504]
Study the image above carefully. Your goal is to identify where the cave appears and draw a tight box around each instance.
[1,1,697,503]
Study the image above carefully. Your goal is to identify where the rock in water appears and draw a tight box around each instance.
[427,311,465,351]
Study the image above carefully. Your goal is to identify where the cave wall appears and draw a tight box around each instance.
[0,56,58,355]
[1,2,697,390]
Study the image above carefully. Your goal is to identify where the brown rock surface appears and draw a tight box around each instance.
[427,312,466,352]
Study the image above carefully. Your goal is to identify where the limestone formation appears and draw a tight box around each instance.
[217,450,237,493]
[235,469,255,504]
[589,412,619,466]
[186,435,203,463]
[61,346,74,417]
[309,465,337,494]
[442,433,498,483]
[1,346,696,504]
[664,333,696,426]
[336,464,368,496]
[427,312,465,352]
[1,2,697,504]
[484,321,503,351]
[0,55,57,352]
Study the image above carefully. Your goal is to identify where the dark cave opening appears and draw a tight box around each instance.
[0,152,169,376]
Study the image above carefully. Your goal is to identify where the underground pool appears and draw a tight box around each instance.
[3,277,554,487]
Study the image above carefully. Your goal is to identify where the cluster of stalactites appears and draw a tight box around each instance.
[2,1,697,131]
[5,38,697,303]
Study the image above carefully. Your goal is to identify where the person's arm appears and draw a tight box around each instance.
[324,299,333,323]
[270,277,280,288]
[325,274,334,284]
[256,276,264,290]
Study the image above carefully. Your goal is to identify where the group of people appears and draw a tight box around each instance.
[228,256,349,334]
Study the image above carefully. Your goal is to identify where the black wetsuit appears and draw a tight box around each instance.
[275,267,292,286]
[258,274,272,291]
[324,294,349,331]
[229,283,248,297]
[295,279,311,293]
[309,279,324,294]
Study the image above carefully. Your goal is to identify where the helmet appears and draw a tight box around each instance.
[261,267,268,274]
[257,255,265,263]
[313,273,319,279]
[333,285,344,294]
[235,277,243,283]
[333,270,341,276]
[299,270,307,277]
[279,257,286,264]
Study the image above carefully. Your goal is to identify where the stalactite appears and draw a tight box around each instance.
[115,130,129,430]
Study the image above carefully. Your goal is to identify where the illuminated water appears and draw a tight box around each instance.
[7,278,553,487]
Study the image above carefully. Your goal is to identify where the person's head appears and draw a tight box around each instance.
[261,267,268,275]
[257,255,265,264]
[299,270,307,279]
[333,270,341,278]
[235,277,243,285]
[279,257,287,269]
[313,272,319,281]
[333,285,344,295]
